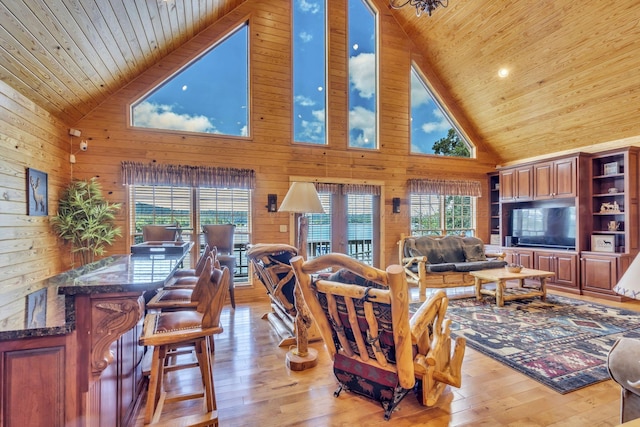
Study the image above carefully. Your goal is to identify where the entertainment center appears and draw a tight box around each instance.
[490,147,640,300]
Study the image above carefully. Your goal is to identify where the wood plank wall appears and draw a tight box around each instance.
[0,80,71,327]
[70,0,497,265]
[0,0,501,315]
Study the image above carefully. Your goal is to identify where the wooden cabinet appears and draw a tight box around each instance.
[0,334,78,427]
[580,253,633,300]
[589,148,640,255]
[488,173,500,245]
[500,165,533,202]
[503,248,534,268]
[533,157,577,200]
[580,148,639,299]
[535,250,579,293]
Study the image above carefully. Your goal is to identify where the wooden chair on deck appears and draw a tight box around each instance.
[142,224,178,242]
[139,260,229,426]
[290,253,466,420]
[202,224,236,308]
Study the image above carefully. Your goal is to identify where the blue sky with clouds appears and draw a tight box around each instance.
[131,1,457,155]
[132,26,248,136]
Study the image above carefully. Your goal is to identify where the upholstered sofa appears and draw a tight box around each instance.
[608,337,640,423]
[398,234,506,298]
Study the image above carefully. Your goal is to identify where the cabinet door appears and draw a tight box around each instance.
[555,252,578,288]
[535,251,577,288]
[554,157,577,198]
[499,169,516,201]
[517,250,534,268]
[536,250,554,272]
[581,255,617,293]
[504,250,516,265]
[515,166,533,201]
[534,161,554,200]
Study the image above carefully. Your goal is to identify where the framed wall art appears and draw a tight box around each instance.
[603,162,619,176]
[592,234,615,253]
[27,168,48,216]
[25,287,47,328]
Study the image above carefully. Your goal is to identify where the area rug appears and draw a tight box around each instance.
[411,294,640,394]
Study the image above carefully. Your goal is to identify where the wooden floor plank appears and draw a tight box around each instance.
[130,288,633,426]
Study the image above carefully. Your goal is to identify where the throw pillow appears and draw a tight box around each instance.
[463,244,487,262]
[328,268,387,290]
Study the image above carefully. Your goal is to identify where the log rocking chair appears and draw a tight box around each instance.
[247,243,321,347]
[290,253,466,420]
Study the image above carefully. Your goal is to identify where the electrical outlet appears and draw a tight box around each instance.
[280,225,287,233]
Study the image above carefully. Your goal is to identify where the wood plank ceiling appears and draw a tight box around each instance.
[1,0,639,164]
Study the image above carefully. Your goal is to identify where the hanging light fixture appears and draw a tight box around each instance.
[389,0,448,17]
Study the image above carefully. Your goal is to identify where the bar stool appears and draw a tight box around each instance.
[147,253,219,312]
[144,255,220,375]
[173,244,212,278]
[139,262,229,426]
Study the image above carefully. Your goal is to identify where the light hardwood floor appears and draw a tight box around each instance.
[131,288,638,427]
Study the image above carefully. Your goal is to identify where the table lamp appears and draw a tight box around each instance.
[278,181,325,370]
[614,253,640,300]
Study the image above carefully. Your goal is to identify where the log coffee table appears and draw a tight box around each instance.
[471,267,555,307]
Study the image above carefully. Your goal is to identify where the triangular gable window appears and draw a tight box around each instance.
[410,65,472,157]
[131,23,249,137]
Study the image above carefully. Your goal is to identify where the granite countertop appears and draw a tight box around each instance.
[0,252,186,342]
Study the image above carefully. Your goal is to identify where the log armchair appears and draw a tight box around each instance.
[290,253,466,420]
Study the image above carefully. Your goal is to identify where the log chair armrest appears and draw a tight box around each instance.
[485,251,506,261]
[409,290,447,350]
[402,256,429,265]
[402,255,428,267]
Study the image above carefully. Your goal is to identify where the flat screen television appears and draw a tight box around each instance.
[511,206,576,249]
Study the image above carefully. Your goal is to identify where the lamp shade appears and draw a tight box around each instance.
[613,253,640,299]
[278,182,325,214]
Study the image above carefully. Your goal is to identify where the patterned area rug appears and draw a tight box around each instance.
[411,294,640,394]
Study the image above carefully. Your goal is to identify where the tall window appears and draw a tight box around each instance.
[293,0,327,144]
[131,24,249,137]
[410,194,476,236]
[307,185,379,265]
[129,186,252,281]
[410,65,472,157]
[307,193,332,256]
[347,194,374,262]
[348,0,377,149]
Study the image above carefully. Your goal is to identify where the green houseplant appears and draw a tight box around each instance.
[51,177,122,266]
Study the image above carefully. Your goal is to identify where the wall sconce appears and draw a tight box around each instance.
[267,194,277,212]
[392,197,401,214]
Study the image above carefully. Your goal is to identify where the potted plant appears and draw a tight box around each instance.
[51,177,122,266]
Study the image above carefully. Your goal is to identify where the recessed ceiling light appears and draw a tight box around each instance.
[498,68,509,78]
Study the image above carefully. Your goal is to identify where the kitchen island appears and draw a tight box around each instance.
[0,252,187,427]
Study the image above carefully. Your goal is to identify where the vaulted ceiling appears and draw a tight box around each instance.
[2,0,639,164]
